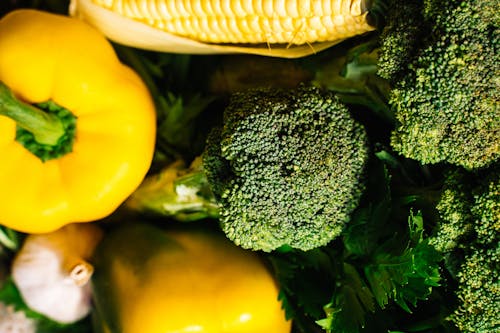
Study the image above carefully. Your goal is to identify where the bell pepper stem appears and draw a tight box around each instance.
[0,81,65,146]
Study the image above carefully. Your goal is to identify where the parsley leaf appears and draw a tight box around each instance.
[364,212,442,312]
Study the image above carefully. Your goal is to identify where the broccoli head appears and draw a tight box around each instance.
[203,86,369,252]
[389,0,500,170]
[429,163,499,332]
[450,245,500,332]
[298,0,498,170]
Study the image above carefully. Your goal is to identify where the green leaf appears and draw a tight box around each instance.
[375,150,403,170]
[316,263,375,333]
[268,248,341,331]
[363,211,442,312]
[343,199,393,257]
[156,93,215,159]
[343,159,393,257]
[0,226,21,251]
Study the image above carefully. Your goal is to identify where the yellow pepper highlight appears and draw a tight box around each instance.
[92,223,292,333]
[0,10,156,233]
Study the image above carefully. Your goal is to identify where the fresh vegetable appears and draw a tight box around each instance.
[386,0,499,170]
[91,222,291,333]
[69,0,380,58]
[0,276,93,333]
[0,302,36,333]
[84,0,376,44]
[126,85,370,252]
[0,9,156,233]
[0,1,498,333]
[313,0,499,170]
[427,165,499,332]
[204,85,369,252]
[125,157,220,221]
[11,223,103,324]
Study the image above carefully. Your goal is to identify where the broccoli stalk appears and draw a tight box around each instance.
[125,157,220,222]
[126,85,370,252]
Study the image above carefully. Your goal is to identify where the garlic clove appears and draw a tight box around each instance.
[0,302,36,333]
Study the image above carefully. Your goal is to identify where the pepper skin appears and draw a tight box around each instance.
[91,223,292,333]
[0,10,156,233]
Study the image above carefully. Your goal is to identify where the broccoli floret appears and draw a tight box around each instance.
[428,164,500,332]
[450,245,500,333]
[376,0,427,81]
[203,86,369,252]
[431,165,499,253]
[389,0,500,170]
[470,172,500,246]
[314,0,499,170]
[428,170,474,253]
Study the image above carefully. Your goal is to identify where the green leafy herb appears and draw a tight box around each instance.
[363,211,441,312]
[316,263,375,333]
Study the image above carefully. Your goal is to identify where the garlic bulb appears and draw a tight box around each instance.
[11,223,103,324]
[0,302,36,333]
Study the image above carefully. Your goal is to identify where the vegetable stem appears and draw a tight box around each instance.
[0,81,65,146]
[67,260,94,287]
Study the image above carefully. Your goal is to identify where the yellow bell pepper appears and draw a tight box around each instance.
[0,9,156,233]
[92,223,292,333]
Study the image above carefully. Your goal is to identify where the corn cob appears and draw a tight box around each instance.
[90,0,375,45]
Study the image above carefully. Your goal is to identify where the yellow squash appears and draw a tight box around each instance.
[0,10,156,233]
[91,223,292,333]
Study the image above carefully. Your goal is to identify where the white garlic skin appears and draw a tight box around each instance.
[0,302,36,333]
[11,224,102,324]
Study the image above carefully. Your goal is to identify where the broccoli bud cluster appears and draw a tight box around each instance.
[204,86,369,252]
[430,165,499,332]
